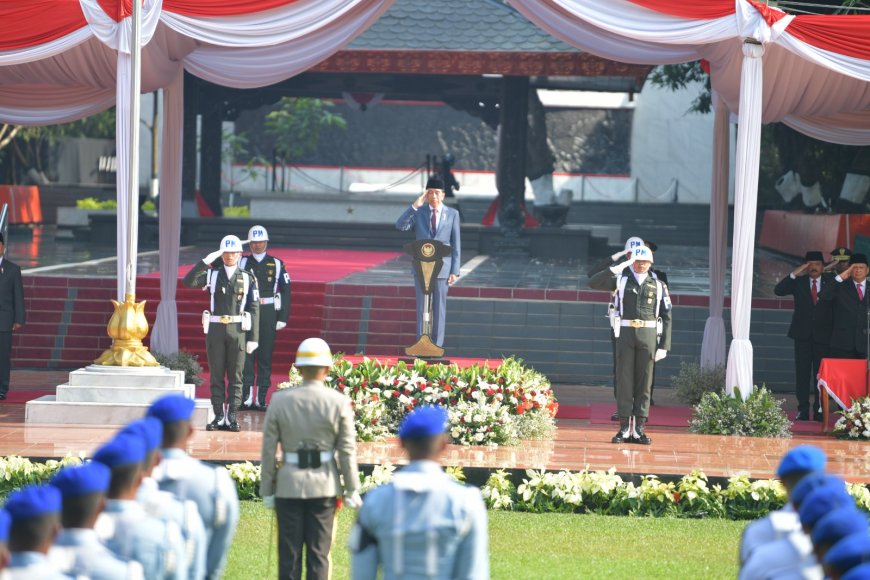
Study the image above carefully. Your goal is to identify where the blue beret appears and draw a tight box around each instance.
[51,462,111,498]
[813,508,869,546]
[792,473,840,507]
[120,417,163,452]
[0,510,9,542]
[824,532,870,572]
[777,445,826,478]
[92,434,146,468]
[147,394,195,423]
[398,406,448,439]
[799,483,853,528]
[843,562,870,580]
[4,485,61,521]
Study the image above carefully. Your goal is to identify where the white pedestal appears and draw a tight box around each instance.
[25,365,213,427]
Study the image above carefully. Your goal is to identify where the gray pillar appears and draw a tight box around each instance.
[496,76,529,236]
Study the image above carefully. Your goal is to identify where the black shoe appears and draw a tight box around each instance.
[632,427,652,445]
[650,398,656,407]
[796,411,810,421]
[0,392,7,401]
[610,412,619,421]
[611,427,630,444]
[813,411,823,422]
[206,414,224,431]
[226,411,240,432]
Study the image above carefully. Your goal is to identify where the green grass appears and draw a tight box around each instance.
[225,502,747,579]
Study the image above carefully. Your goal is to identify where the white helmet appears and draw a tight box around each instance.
[220,235,243,253]
[632,246,654,263]
[295,337,333,367]
[248,225,269,243]
[624,236,645,252]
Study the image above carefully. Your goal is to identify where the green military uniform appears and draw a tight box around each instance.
[241,253,291,408]
[182,260,259,423]
[602,269,672,439]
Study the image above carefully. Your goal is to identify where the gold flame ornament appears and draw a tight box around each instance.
[95,293,159,366]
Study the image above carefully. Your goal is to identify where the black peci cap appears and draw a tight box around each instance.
[425,177,444,191]
[849,253,868,266]
[805,251,824,262]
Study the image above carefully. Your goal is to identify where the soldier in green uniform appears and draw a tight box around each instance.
[600,246,672,445]
[182,235,259,432]
[241,225,291,411]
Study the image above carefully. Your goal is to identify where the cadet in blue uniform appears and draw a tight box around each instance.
[92,434,187,580]
[740,445,826,565]
[49,461,144,579]
[0,509,10,570]
[811,507,869,570]
[148,394,240,579]
[823,532,870,579]
[350,406,489,580]
[3,484,69,579]
[121,418,207,580]
[182,235,260,432]
[241,225,291,410]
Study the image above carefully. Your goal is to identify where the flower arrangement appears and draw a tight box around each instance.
[0,455,82,499]
[226,461,261,501]
[833,397,870,440]
[281,356,558,446]
[689,386,791,438]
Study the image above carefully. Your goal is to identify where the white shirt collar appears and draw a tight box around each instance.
[252,252,266,262]
[632,270,648,285]
[224,264,237,278]
[429,204,442,215]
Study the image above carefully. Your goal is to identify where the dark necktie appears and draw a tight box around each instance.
[431,209,437,237]
[858,283,865,301]
[811,279,818,305]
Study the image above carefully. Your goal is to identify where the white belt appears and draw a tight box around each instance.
[259,297,275,305]
[209,315,243,324]
[284,451,334,464]
[620,319,657,328]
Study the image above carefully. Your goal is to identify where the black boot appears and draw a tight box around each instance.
[226,409,240,432]
[632,417,652,445]
[206,412,224,432]
[611,420,631,444]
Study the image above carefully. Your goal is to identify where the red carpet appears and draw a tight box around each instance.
[2,390,54,404]
[147,249,402,283]
[555,405,591,420]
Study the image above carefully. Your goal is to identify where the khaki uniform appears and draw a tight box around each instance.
[182,261,259,413]
[260,379,359,579]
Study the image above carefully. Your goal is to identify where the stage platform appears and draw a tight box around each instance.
[2,371,866,484]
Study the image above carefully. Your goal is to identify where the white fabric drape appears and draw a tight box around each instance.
[115,52,132,303]
[725,42,765,400]
[80,0,163,54]
[151,69,183,355]
[701,97,729,369]
[0,28,93,66]
[0,86,115,125]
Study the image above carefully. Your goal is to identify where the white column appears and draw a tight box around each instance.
[725,41,765,400]
[701,97,729,369]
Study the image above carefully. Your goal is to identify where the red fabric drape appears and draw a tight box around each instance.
[747,0,789,26]
[162,0,301,17]
[787,15,870,61]
[0,2,87,50]
[97,0,133,22]
[625,0,734,20]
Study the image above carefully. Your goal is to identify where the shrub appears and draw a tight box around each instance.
[154,350,204,386]
[223,206,250,217]
[688,386,791,438]
[672,362,726,406]
[75,197,117,210]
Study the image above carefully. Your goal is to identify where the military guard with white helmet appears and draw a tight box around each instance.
[241,225,291,411]
[260,337,361,580]
[182,235,260,432]
[596,245,672,445]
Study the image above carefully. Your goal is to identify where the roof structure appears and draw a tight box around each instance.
[310,0,651,90]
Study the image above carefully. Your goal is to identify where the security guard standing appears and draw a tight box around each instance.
[241,225,291,411]
[350,406,490,579]
[147,394,240,579]
[182,235,260,432]
[49,462,145,579]
[260,337,361,580]
[602,246,672,445]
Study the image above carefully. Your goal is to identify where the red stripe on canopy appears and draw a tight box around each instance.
[747,0,789,26]
[97,0,133,22]
[0,2,89,50]
[162,0,302,17]
[786,14,870,61]
[625,0,734,20]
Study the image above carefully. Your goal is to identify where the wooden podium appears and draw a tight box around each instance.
[404,239,451,358]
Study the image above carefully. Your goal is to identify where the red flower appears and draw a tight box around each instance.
[443,385,452,392]
[673,492,682,503]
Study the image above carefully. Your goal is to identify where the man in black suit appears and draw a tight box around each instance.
[818,253,869,360]
[0,233,25,400]
[774,251,833,421]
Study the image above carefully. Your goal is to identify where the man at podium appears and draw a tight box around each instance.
[395,178,461,347]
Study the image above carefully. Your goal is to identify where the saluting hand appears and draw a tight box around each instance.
[840,264,855,280]
[791,263,808,277]
[412,191,428,209]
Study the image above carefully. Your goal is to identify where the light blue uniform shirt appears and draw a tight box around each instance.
[138,476,207,580]
[350,461,489,580]
[95,499,187,580]
[739,503,801,564]
[740,530,822,580]
[152,448,240,579]
[5,551,71,579]
[49,528,143,579]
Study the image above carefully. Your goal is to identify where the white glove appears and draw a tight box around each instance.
[246,342,258,354]
[655,349,667,362]
[343,492,363,510]
[276,321,287,331]
[611,249,629,262]
[263,495,275,510]
[609,255,635,276]
[203,250,223,265]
